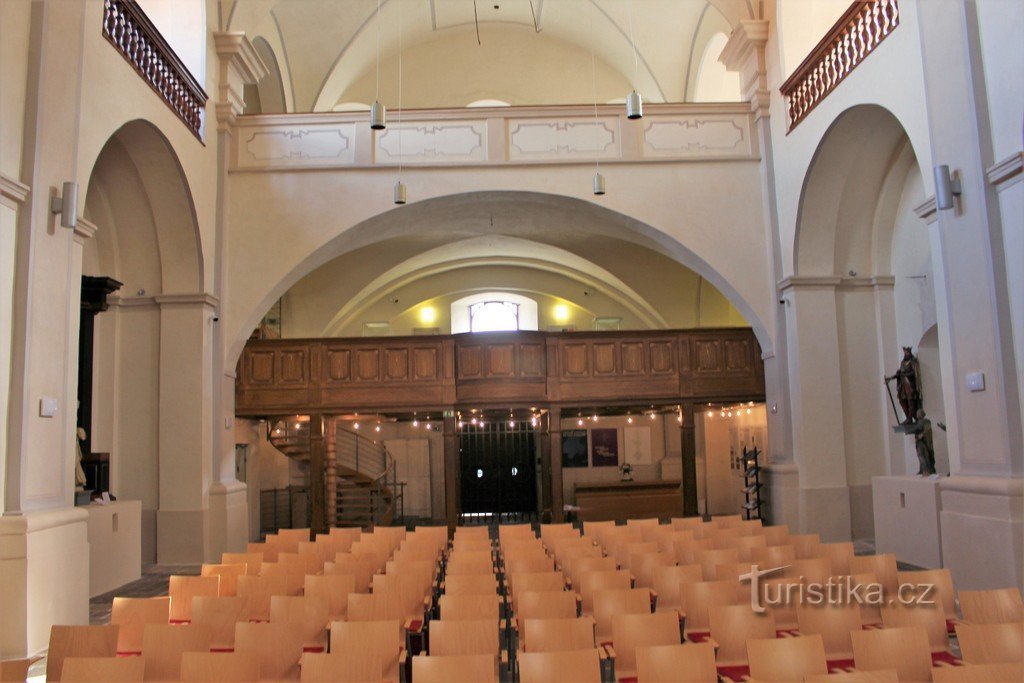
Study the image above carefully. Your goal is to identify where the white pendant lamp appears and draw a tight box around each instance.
[393,181,407,205]
[625,0,643,119]
[371,0,386,130]
[593,172,606,195]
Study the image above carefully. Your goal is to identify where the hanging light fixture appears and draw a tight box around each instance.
[393,3,406,204]
[370,0,386,130]
[625,0,643,119]
[588,4,606,195]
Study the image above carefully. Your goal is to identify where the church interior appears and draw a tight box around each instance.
[1,0,1022,680]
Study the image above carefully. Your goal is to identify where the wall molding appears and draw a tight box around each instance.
[153,292,220,308]
[0,172,30,208]
[913,196,938,224]
[986,151,1023,190]
[777,275,843,291]
[73,217,98,243]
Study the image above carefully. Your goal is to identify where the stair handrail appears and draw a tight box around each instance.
[333,425,403,526]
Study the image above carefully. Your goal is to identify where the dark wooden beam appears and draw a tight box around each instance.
[308,413,326,535]
[548,407,563,523]
[443,413,459,532]
[680,402,699,518]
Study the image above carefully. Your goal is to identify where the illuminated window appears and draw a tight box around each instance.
[469,301,520,332]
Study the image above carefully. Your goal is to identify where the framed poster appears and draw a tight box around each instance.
[590,428,619,467]
[624,426,652,465]
[561,430,589,468]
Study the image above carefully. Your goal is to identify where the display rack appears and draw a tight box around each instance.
[741,445,763,521]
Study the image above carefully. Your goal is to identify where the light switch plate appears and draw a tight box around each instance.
[965,371,986,392]
[39,396,58,418]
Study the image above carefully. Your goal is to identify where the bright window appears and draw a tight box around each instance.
[469,301,520,332]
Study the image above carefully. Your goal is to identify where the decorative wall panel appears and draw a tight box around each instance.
[508,118,620,161]
[376,122,486,163]
[642,116,749,158]
[238,123,356,168]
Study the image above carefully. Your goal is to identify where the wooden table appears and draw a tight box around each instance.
[573,480,683,522]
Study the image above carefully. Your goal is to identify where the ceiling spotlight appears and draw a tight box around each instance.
[577,418,584,427]
[509,419,516,428]
[393,180,407,205]
[649,412,656,420]
[354,422,360,430]
[707,410,713,417]
[593,172,606,195]
[412,418,419,427]
[458,421,464,429]
[626,90,643,119]
[627,415,634,425]
[370,100,386,130]
[375,424,381,432]
[470,417,478,425]
[425,423,433,430]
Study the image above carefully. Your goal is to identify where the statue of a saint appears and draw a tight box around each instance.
[885,347,922,424]
[75,427,88,489]
[908,409,937,476]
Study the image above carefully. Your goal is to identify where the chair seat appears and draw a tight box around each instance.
[716,663,750,681]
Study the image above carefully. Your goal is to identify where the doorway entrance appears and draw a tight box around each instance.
[459,421,537,522]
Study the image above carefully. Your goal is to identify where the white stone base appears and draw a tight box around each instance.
[872,475,943,568]
[849,483,875,541]
[939,476,1023,591]
[208,481,249,562]
[157,508,208,564]
[800,485,852,542]
[86,500,141,597]
[0,507,89,658]
[763,463,799,527]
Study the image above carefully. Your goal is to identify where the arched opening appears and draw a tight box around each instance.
[82,120,205,563]
[247,37,287,114]
[793,105,940,541]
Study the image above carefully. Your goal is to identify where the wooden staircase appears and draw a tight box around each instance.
[267,417,401,529]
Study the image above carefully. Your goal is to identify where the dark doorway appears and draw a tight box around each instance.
[459,421,537,521]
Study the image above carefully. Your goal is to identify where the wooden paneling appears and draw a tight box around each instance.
[234,328,764,416]
[574,481,683,522]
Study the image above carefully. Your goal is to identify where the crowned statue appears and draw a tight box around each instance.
[885,347,922,425]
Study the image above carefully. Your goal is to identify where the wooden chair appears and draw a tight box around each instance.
[608,612,681,681]
[670,517,707,535]
[782,557,832,585]
[46,625,119,682]
[632,552,675,589]
[444,574,499,596]
[651,564,702,613]
[0,657,41,683]
[297,542,328,572]
[454,525,491,540]
[593,588,653,644]
[329,620,404,683]
[505,555,556,576]
[516,591,579,622]
[959,588,1024,624]
[270,595,330,650]
[851,626,933,683]
[59,657,145,682]
[140,624,213,683]
[222,552,263,576]
[849,554,899,595]
[931,662,1024,682]
[326,553,375,593]
[579,570,632,615]
[695,548,740,581]
[707,604,776,666]
[428,618,501,659]
[796,602,863,661]
[110,596,170,654]
[712,561,757,602]
[260,560,305,595]
[371,574,432,628]
[190,596,249,650]
[276,528,312,552]
[656,530,695,555]
[179,652,260,682]
[617,542,658,571]
[897,569,956,624]
[438,594,501,621]
[497,523,536,541]
[746,633,828,682]
[635,642,717,683]
[518,648,602,683]
[508,572,567,612]
[789,533,822,559]
[679,580,739,637]
[672,538,715,566]
[248,542,278,563]
[749,544,796,568]
[819,542,855,575]
[880,600,951,653]
[236,574,288,621]
[540,523,580,550]
[169,575,221,622]
[569,556,618,591]
[234,621,305,681]
[451,539,494,554]
[445,557,495,576]
[304,574,356,622]
[760,576,803,630]
[722,534,767,561]
[805,670,900,682]
[299,652,384,682]
[954,622,1024,664]
[412,654,496,683]
[519,617,596,654]
[347,593,412,642]
[759,524,790,546]
[200,563,247,597]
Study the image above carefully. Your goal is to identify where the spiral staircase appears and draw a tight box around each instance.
[267,416,401,528]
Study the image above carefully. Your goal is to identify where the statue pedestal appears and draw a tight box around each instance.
[872,475,943,568]
[86,500,141,597]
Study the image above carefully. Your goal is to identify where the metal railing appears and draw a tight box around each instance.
[332,426,404,527]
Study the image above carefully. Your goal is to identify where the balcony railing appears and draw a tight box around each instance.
[780,0,900,132]
[102,0,207,140]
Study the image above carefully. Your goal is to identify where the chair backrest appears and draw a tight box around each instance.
[236,574,287,621]
[445,557,494,576]
[372,574,432,619]
[749,544,796,568]
[190,596,249,650]
[412,654,497,683]
[0,657,40,683]
[200,563,247,597]
[438,594,501,621]
[618,542,658,570]
[234,621,305,681]
[708,604,776,666]
[582,520,616,540]
[518,648,602,683]
[46,625,119,682]
[695,548,740,581]
[747,634,829,682]
[849,554,899,594]
[784,557,833,585]
[140,624,212,683]
[297,542,328,571]
[454,525,491,540]
[347,593,407,639]
[818,542,855,575]
[851,626,933,683]
[656,531,694,555]
[880,600,950,653]
[931,662,1024,682]
[270,595,330,649]
[168,575,221,622]
[517,591,578,621]
[222,552,263,575]
[759,576,802,630]
[796,603,863,658]
[789,533,822,559]
[635,642,717,683]
[759,524,790,546]
[304,573,357,621]
[327,553,375,592]
[672,538,714,566]
[110,596,170,654]
[651,564,703,612]
[497,523,536,541]
[679,580,739,634]
[722,534,767,561]
[610,612,681,676]
[299,652,384,682]
[805,671,900,682]
[508,572,566,611]
[451,539,493,553]
[631,552,675,589]
[276,527,311,551]
[670,517,707,534]
[444,573,498,595]
[579,570,632,614]
[428,618,499,657]
[259,562,304,595]
[504,555,555,576]
[179,652,261,682]
[329,620,402,681]
[59,656,145,682]
[593,588,652,642]
[896,568,955,619]
[958,588,1024,624]
[540,523,579,548]
[570,557,617,590]
[520,616,596,653]
[954,622,1024,664]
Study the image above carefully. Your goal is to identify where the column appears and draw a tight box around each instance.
[547,407,564,523]
[324,417,337,529]
[308,414,326,536]
[443,414,459,532]
[679,403,699,517]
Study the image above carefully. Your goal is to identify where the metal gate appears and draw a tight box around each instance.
[459,421,537,521]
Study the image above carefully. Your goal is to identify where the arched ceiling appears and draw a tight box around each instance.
[221,0,748,112]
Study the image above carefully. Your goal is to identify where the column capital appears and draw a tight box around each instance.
[213,32,268,131]
[72,216,98,245]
